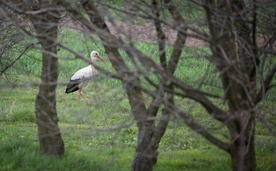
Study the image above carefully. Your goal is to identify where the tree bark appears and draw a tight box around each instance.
[204,0,257,170]
[76,1,159,170]
[132,123,157,171]
[229,113,256,171]
[35,51,64,157]
[30,0,64,157]
[228,2,257,170]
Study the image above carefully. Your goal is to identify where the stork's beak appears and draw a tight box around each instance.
[97,55,106,64]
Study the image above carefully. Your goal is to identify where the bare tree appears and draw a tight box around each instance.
[204,1,258,169]
[29,0,64,157]
[0,0,64,157]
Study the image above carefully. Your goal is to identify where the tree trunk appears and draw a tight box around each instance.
[80,1,162,170]
[35,52,64,157]
[132,124,158,171]
[204,1,258,170]
[229,112,256,171]
[30,1,64,157]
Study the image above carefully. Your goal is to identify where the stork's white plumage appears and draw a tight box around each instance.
[65,51,105,104]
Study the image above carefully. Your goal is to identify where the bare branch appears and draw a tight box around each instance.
[0,43,34,76]
[151,0,166,68]
[167,102,230,152]
[255,64,276,103]
[164,0,187,74]
[127,46,228,122]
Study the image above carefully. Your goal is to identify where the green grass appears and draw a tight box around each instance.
[1,28,275,170]
[0,88,275,171]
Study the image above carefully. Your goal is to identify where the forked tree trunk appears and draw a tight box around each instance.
[204,0,258,170]
[222,74,257,171]
[79,1,165,170]
[30,1,64,157]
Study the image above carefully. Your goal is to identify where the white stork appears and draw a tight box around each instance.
[65,51,106,104]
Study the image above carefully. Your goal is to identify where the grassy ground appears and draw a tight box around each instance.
[0,80,275,171]
[0,28,275,170]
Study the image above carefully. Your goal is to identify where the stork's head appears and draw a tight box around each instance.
[90,51,106,64]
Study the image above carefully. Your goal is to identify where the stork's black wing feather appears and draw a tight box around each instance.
[65,79,82,93]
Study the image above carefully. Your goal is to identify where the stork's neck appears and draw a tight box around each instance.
[91,58,97,75]
[91,57,97,64]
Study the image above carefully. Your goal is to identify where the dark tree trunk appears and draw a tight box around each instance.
[79,1,164,170]
[132,125,157,171]
[229,115,256,171]
[229,1,257,170]
[35,51,64,157]
[224,72,257,171]
[30,0,64,157]
[204,0,257,170]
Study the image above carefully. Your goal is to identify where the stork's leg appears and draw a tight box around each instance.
[78,89,90,105]
[78,89,82,104]
[84,98,90,105]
